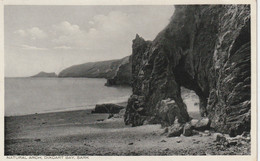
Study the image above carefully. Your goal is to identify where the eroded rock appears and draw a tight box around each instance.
[124,5,251,135]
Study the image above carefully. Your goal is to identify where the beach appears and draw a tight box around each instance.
[5,106,250,156]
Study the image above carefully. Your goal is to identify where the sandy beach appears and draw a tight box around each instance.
[5,107,250,156]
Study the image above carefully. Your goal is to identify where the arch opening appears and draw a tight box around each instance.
[181,87,201,119]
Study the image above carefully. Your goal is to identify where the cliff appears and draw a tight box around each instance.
[105,56,132,86]
[58,56,131,81]
[124,5,251,136]
[31,72,57,77]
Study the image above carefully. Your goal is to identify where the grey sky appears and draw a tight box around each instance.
[5,5,175,77]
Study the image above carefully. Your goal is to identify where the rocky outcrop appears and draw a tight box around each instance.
[124,5,251,136]
[91,104,125,114]
[58,56,131,81]
[105,56,132,86]
[31,72,57,77]
[162,117,211,137]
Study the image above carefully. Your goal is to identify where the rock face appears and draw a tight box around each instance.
[92,104,125,114]
[31,72,57,77]
[105,56,132,86]
[156,99,188,126]
[58,56,131,81]
[124,5,251,135]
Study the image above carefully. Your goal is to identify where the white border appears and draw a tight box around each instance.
[0,0,257,161]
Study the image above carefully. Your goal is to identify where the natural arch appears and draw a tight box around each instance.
[181,87,200,119]
[124,5,251,135]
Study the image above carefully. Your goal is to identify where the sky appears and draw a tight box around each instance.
[4,5,175,77]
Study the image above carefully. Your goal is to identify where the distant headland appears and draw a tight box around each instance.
[31,72,57,78]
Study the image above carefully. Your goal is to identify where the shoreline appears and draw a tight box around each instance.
[5,102,128,118]
[5,109,93,118]
[5,103,250,156]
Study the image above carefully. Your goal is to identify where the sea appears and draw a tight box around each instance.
[5,78,132,116]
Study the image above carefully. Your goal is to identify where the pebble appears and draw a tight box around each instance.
[34,139,41,142]
[128,142,134,145]
[214,133,227,142]
[161,140,167,142]
[193,140,200,144]
[228,141,237,146]
[192,130,199,135]
[204,130,210,134]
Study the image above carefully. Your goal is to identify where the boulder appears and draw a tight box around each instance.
[92,104,124,114]
[167,123,184,137]
[190,119,199,126]
[161,127,169,135]
[183,123,193,136]
[34,139,41,142]
[192,129,200,135]
[194,117,211,130]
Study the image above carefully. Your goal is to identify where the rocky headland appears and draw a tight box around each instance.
[124,5,251,137]
[31,72,57,78]
[58,56,132,86]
